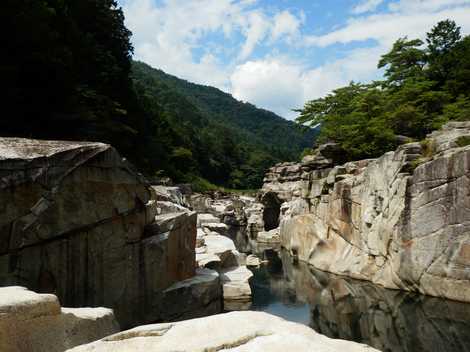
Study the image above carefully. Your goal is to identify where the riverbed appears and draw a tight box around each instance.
[248,250,470,352]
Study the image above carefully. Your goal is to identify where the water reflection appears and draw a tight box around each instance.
[249,250,470,352]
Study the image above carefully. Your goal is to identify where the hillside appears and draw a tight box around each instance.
[2,0,316,190]
[131,61,317,189]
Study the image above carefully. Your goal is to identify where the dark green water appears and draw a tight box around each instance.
[248,251,470,352]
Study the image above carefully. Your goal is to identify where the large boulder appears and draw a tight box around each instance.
[0,138,200,328]
[160,268,222,321]
[0,286,118,352]
[262,122,470,302]
[67,311,378,352]
[220,266,253,310]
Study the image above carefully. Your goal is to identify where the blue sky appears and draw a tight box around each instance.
[118,0,470,119]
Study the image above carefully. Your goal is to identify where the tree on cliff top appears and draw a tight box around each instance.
[296,20,470,161]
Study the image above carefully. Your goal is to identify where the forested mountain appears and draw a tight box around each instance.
[2,0,315,190]
[132,62,316,158]
[297,20,470,162]
[131,62,317,188]
[2,0,154,165]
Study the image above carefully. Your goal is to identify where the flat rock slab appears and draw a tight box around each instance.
[220,266,253,302]
[257,228,281,244]
[0,286,61,320]
[203,222,229,236]
[0,287,118,352]
[196,252,221,268]
[161,269,222,321]
[246,255,261,267]
[67,311,378,352]
[197,213,219,227]
[203,234,236,256]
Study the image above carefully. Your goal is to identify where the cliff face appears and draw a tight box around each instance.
[275,253,470,352]
[260,122,470,302]
[0,138,201,328]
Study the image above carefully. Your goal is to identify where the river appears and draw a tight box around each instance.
[248,250,470,352]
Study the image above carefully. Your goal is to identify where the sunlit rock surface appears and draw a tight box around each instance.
[0,286,118,352]
[67,311,378,352]
[260,122,470,302]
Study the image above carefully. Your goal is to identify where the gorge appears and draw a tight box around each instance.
[4,2,470,350]
[2,120,470,351]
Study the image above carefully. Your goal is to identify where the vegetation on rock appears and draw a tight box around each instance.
[297,20,470,161]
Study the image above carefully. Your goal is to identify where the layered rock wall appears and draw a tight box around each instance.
[0,138,203,328]
[261,122,470,301]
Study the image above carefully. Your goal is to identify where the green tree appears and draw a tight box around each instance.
[426,20,462,84]
[297,20,469,162]
[378,38,426,87]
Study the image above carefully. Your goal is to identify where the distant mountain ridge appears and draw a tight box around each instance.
[132,61,316,155]
[132,61,317,189]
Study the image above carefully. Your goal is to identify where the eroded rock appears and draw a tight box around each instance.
[67,311,378,352]
[0,138,207,328]
[0,286,118,352]
[260,122,470,302]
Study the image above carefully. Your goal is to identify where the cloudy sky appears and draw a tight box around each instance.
[117,0,470,119]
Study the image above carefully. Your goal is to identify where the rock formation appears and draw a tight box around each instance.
[67,311,378,352]
[0,138,221,328]
[259,122,470,302]
[0,286,118,352]
[274,252,470,352]
[194,211,253,310]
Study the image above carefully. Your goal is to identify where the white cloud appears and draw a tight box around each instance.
[352,0,384,14]
[270,11,303,42]
[238,11,271,61]
[231,60,305,118]
[121,0,470,120]
[388,0,470,12]
[122,0,303,89]
[230,45,385,119]
[307,1,470,47]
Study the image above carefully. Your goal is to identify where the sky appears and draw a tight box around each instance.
[117,0,470,119]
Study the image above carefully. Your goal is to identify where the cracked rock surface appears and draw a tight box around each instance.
[67,311,378,352]
[260,122,470,302]
[0,138,203,328]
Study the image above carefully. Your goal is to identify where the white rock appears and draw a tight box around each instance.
[257,228,281,244]
[197,213,219,227]
[220,266,253,303]
[246,255,261,267]
[67,311,378,352]
[196,252,221,268]
[0,287,118,352]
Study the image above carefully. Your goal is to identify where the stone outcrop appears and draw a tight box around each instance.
[260,122,470,302]
[0,138,219,328]
[0,286,118,352]
[161,268,222,322]
[273,251,470,352]
[67,311,378,352]
[195,211,253,310]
